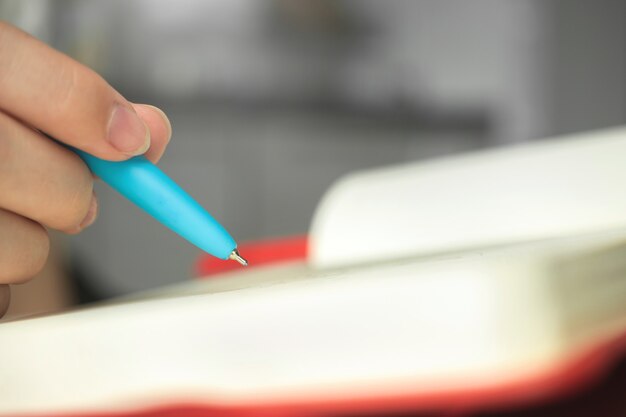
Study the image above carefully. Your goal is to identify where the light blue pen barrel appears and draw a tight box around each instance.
[73,150,244,263]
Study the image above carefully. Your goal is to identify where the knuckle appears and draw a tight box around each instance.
[19,224,50,283]
[55,64,107,118]
[24,224,49,282]
[0,221,50,284]
[53,63,80,115]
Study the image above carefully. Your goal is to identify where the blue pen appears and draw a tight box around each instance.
[72,149,248,266]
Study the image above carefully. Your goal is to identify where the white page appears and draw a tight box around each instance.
[4,232,626,414]
[0,249,565,414]
[310,127,626,268]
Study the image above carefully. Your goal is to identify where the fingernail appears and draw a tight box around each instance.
[80,193,98,229]
[107,105,151,155]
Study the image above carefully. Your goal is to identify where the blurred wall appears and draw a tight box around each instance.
[1,0,625,296]
[544,0,626,135]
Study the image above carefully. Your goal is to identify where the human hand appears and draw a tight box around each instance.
[0,22,172,317]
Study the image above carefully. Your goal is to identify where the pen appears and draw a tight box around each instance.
[72,149,248,266]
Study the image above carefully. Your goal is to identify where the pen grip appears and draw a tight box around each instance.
[74,150,236,259]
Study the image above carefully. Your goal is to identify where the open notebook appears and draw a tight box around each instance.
[2,127,626,416]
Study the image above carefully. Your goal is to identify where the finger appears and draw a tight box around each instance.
[132,104,172,163]
[0,208,49,284]
[0,22,149,161]
[0,285,9,318]
[0,111,97,233]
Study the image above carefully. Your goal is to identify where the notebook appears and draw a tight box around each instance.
[2,127,626,416]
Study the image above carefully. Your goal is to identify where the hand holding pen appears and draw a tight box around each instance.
[0,22,244,318]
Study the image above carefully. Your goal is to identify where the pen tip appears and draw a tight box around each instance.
[229,249,248,266]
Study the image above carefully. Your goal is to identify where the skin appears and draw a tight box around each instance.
[0,22,172,317]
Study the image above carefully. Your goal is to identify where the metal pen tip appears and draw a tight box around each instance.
[228,249,248,266]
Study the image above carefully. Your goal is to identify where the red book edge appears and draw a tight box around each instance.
[194,235,308,277]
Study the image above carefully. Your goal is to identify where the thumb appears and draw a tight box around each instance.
[0,23,149,161]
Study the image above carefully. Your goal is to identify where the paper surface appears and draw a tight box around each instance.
[3,233,626,414]
[310,127,626,268]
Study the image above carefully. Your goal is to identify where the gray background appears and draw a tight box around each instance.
[2,0,624,296]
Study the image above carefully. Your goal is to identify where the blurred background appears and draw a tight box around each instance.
[1,0,625,304]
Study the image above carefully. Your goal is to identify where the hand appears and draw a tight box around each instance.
[0,22,172,317]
